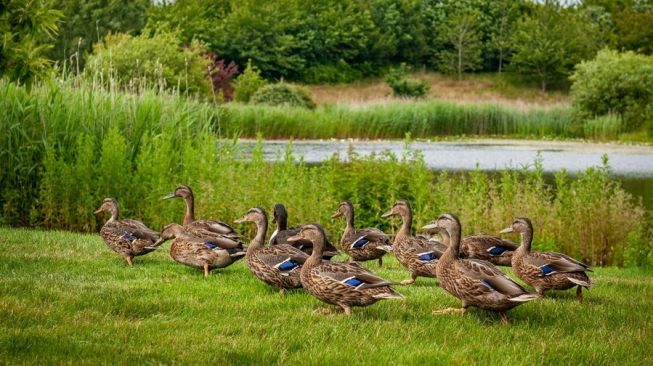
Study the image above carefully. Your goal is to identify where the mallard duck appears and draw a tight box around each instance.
[287,224,404,315]
[94,198,162,266]
[500,217,593,302]
[154,223,245,277]
[235,207,310,295]
[423,223,518,266]
[423,214,538,324]
[163,184,242,249]
[332,201,392,266]
[382,200,447,284]
[270,203,339,260]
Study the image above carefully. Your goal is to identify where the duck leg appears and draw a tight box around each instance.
[124,256,133,267]
[203,263,209,277]
[576,286,583,303]
[400,272,417,285]
[340,304,352,316]
[499,312,509,325]
[279,288,286,296]
[378,257,383,267]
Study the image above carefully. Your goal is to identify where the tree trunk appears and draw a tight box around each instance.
[458,44,463,81]
[541,79,547,92]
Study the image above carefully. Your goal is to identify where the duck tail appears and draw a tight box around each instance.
[373,289,405,300]
[509,293,540,303]
[567,277,592,288]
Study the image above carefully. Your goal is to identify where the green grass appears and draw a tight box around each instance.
[1,227,652,365]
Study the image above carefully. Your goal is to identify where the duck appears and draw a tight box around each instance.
[423,214,539,324]
[154,223,246,277]
[332,201,392,266]
[423,223,518,266]
[382,200,447,284]
[500,217,593,302]
[235,207,310,295]
[288,224,404,315]
[270,203,339,260]
[94,198,162,266]
[163,184,242,249]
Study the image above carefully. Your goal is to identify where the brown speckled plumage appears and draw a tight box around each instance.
[270,203,339,260]
[425,227,517,266]
[235,207,309,292]
[94,198,162,266]
[163,185,242,249]
[332,201,391,265]
[502,217,592,301]
[427,214,538,323]
[289,224,403,315]
[155,223,245,277]
[382,200,446,284]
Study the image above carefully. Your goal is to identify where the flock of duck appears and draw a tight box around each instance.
[94,184,593,323]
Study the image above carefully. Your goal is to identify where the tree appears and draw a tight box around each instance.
[0,0,63,83]
[510,1,606,91]
[435,9,483,80]
[234,60,267,103]
[487,0,522,73]
[49,0,150,70]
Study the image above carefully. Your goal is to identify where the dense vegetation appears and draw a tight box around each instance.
[1,228,653,364]
[2,81,651,267]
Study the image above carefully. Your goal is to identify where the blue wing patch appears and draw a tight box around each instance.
[417,251,438,262]
[486,246,508,255]
[342,276,365,289]
[274,258,300,272]
[121,231,137,242]
[351,236,370,249]
[205,242,220,250]
[539,264,556,276]
[480,279,494,290]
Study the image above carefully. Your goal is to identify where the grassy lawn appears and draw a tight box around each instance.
[1,227,652,365]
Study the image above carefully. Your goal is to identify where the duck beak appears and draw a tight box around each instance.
[286,233,302,242]
[499,227,513,234]
[233,216,247,224]
[162,192,177,200]
[381,210,393,218]
[331,211,343,219]
[93,208,102,214]
[153,237,166,247]
[421,222,438,231]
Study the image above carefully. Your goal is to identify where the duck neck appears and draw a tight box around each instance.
[520,229,533,253]
[182,195,195,226]
[249,219,268,250]
[107,205,119,223]
[447,224,462,258]
[439,230,450,246]
[397,211,412,239]
[276,214,288,231]
[305,235,325,268]
[344,208,356,232]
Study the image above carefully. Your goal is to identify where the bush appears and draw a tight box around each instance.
[234,60,267,103]
[250,83,316,109]
[302,61,365,84]
[571,49,653,132]
[385,64,430,98]
[84,30,213,97]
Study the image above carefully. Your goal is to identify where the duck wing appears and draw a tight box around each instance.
[312,262,394,290]
[463,234,518,256]
[187,219,239,236]
[524,252,591,276]
[112,220,159,242]
[184,224,243,249]
[455,259,530,297]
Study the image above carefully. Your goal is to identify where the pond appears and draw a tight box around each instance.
[236,139,653,211]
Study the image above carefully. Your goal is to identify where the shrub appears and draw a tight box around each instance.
[250,83,316,109]
[84,30,213,97]
[571,49,653,132]
[234,60,267,103]
[203,51,239,102]
[385,64,430,98]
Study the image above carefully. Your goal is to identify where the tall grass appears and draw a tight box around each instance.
[1,80,651,266]
[218,102,575,139]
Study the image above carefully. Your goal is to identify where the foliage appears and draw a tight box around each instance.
[250,83,316,109]
[203,51,239,102]
[0,0,63,84]
[384,64,430,98]
[509,1,606,91]
[434,9,484,80]
[571,49,653,132]
[233,60,267,103]
[84,30,212,97]
[49,0,150,69]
